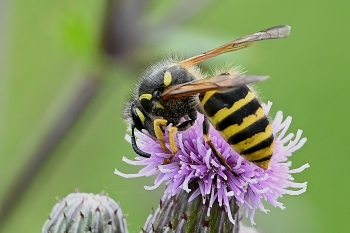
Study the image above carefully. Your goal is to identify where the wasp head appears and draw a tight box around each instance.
[125,64,199,138]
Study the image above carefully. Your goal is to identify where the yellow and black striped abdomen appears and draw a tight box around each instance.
[199,86,274,170]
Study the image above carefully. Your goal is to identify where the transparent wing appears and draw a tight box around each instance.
[179,25,291,67]
[162,74,269,100]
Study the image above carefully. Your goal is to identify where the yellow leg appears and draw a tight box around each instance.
[164,126,178,164]
[154,119,168,152]
[169,126,178,154]
[154,119,180,164]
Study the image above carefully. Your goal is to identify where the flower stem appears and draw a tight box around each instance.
[142,182,240,233]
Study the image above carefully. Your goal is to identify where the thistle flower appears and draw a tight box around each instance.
[141,185,260,232]
[115,101,309,225]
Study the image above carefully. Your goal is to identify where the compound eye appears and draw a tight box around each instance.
[131,104,145,131]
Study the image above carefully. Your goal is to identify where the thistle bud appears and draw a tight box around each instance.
[42,191,128,233]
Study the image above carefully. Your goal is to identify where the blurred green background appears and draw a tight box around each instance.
[1,0,349,232]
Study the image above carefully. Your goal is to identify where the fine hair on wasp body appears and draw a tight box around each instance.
[124,25,291,170]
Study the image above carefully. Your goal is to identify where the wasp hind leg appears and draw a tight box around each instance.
[203,116,233,171]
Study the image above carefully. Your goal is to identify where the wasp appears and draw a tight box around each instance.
[124,25,291,170]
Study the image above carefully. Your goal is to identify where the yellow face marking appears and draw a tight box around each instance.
[211,91,255,125]
[231,124,273,152]
[135,108,145,125]
[163,71,172,87]
[200,90,217,105]
[220,107,265,139]
[139,93,152,101]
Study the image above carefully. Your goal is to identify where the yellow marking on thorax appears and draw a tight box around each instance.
[211,91,255,125]
[231,124,273,152]
[135,108,145,125]
[220,107,265,139]
[139,93,152,101]
[200,90,217,105]
[163,71,172,87]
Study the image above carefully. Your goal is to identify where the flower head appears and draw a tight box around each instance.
[115,101,309,224]
[42,191,128,233]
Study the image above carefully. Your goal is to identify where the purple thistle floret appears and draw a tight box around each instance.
[115,101,309,224]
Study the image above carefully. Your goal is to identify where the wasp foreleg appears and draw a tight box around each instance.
[131,126,151,158]
[154,118,169,152]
